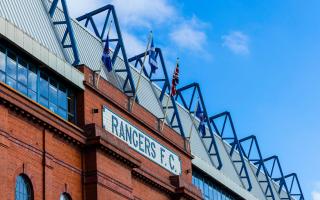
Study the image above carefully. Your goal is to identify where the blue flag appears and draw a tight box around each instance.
[196,102,206,136]
[102,35,112,72]
[149,38,158,74]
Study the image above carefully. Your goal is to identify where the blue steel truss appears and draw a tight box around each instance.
[175,83,222,169]
[260,156,291,199]
[48,0,80,65]
[282,173,304,200]
[239,135,275,199]
[209,112,252,191]
[128,48,185,137]
[261,156,305,200]
[76,5,136,97]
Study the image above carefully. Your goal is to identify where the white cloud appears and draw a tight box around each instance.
[312,191,320,200]
[66,0,105,17]
[222,31,250,55]
[109,0,176,28]
[66,0,151,56]
[121,31,146,58]
[67,0,175,28]
[66,0,209,57]
[312,182,320,200]
[170,17,207,52]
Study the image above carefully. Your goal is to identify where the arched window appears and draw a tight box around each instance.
[60,192,72,200]
[15,174,33,200]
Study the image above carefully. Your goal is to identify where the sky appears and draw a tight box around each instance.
[66,0,320,199]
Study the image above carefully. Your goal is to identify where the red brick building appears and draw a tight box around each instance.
[0,1,304,200]
[0,62,201,199]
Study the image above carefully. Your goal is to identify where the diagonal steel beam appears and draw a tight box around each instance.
[209,112,252,191]
[176,83,223,169]
[77,5,136,97]
[239,135,276,199]
[48,0,80,65]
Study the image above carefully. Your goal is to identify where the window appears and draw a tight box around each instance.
[67,90,76,123]
[209,186,213,200]
[204,181,209,199]
[15,174,33,200]
[0,46,5,82]
[39,72,49,107]
[6,51,17,89]
[58,84,67,119]
[0,45,77,123]
[17,58,28,95]
[192,169,238,200]
[60,193,72,200]
[28,65,37,101]
[49,78,58,113]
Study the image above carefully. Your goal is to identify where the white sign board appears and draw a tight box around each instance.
[102,106,182,175]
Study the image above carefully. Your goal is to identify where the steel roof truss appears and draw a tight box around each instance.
[176,83,222,169]
[48,0,80,66]
[209,112,253,191]
[77,5,136,97]
[261,156,296,200]
[239,135,276,199]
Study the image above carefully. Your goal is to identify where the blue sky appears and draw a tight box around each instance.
[68,0,320,199]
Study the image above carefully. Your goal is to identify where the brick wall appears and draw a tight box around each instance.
[0,64,202,200]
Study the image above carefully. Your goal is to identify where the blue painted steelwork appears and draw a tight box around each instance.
[282,173,304,200]
[238,135,275,199]
[260,156,292,199]
[76,5,136,97]
[261,157,304,200]
[175,83,222,169]
[209,112,252,191]
[128,48,185,137]
[48,0,80,65]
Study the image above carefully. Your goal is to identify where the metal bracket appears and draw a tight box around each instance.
[209,112,252,191]
[128,48,185,137]
[48,0,80,65]
[175,83,222,169]
[77,5,136,97]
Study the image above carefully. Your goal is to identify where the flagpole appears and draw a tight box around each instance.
[97,20,113,89]
[130,31,153,110]
[161,58,179,131]
[160,95,171,131]
[188,98,200,140]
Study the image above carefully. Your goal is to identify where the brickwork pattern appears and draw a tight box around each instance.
[0,65,202,200]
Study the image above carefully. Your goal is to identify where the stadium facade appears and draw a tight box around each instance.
[0,0,304,200]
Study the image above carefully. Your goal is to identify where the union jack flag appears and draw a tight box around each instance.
[171,62,179,96]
